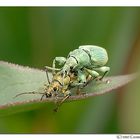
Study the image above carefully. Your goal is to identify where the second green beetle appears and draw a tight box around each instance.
[47,45,110,85]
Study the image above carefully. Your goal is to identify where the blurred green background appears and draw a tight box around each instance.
[0,7,140,133]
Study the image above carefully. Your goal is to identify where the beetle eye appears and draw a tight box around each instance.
[53,87,57,91]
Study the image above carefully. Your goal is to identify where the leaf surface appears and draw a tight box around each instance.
[0,61,136,116]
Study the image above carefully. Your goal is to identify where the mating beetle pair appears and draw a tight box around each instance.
[15,45,110,111]
[15,64,93,112]
[47,45,110,88]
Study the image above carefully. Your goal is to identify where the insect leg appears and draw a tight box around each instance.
[70,70,87,88]
[100,71,108,80]
[40,94,46,101]
[54,91,70,112]
[77,70,87,85]
[44,66,51,84]
[52,57,66,75]
[70,81,84,87]
[94,66,110,80]
[45,66,60,73]
[84,68,100,79]
[82,75,94,87]
[76,86,81,95]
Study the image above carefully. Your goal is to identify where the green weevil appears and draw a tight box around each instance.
[47,45,110,85]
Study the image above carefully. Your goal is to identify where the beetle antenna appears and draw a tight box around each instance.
[14,91,44,98]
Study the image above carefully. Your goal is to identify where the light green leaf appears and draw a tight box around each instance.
[0,61,137,116]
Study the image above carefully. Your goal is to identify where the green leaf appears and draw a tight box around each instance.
[0,61,137,117]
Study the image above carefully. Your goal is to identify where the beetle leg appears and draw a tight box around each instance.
[70,73,87,88]
[40,94,46,101]
[44,66,51,84]
[77,70,87,84]
[84,68,100,79]
[44,66,60,77]
[70,82,83,87]
[45,66,60,71]
[76,86,81,95]
[52,57,66,75]
[54,91,71,112]
[82,75,93,87]
[94,66,110,80]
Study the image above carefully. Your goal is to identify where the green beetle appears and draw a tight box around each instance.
[47,45,110,85]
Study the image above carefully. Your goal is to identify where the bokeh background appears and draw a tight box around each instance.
[0,7,140,133]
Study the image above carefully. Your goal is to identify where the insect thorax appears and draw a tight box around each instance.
[68,49,91,68]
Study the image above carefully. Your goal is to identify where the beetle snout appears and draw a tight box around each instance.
[62,65,71,76]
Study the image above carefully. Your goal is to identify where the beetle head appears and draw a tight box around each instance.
[47,80,62,96]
